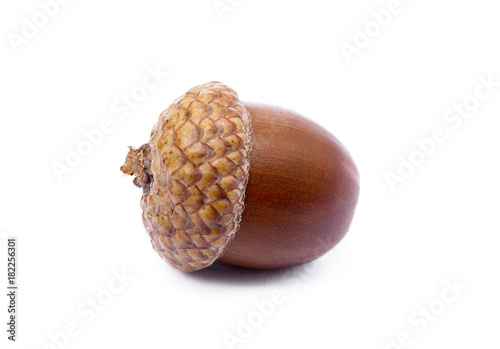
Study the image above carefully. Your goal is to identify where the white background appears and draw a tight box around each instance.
[1,0,499,348]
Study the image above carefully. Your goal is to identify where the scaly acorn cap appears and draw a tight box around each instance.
[121,82,252,271]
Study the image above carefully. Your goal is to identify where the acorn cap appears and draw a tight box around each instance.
[122,82,252,271]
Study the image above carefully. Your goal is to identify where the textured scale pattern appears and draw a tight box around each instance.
[141,82,252,271]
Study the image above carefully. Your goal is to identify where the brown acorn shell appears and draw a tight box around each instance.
[140,82,252,272]
[217,103,360,269]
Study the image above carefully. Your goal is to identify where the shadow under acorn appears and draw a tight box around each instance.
[180,260,320,287]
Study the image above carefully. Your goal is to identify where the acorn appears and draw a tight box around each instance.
[120,82,359,272]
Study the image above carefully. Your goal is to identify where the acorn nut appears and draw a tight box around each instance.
[120,82,359,272]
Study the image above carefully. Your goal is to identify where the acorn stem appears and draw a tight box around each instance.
[120,144,152,188]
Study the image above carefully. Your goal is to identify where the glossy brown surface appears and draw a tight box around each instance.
[218,104,359,269]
